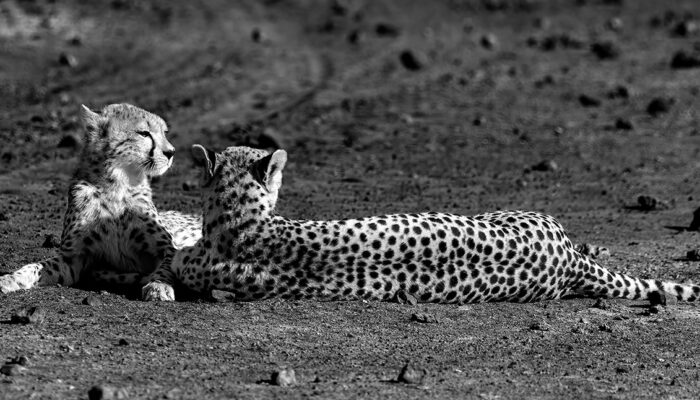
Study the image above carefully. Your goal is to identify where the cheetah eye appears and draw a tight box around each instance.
[135,130,151,138]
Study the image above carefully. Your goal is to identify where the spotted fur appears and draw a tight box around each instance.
[163,145,700,304]
[0,104,201,300]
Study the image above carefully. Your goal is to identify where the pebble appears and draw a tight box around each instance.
[394,290,417,305]
[410,313,439,323]
[480,33,498,50]
[591,40,621,59]
[88,385,129,400]
[670,51,700,69]
[607,85,630,99]
[271,368,297,387]
[82,294,103,306]
[250,27,263,42]
[375,22,400,37]
[210,289,236,302]
[10,306,46,324]
[615,118,633,130]
[530,160,558,172]
[579,94,601,107]
[117,338,129,346]
[472,115,486,126]
[646,97,674,116]
[58,52,78,68]
[637,195,668,211]
[398,362,426,384]
[529,321,551,331]
[672,20,698,37]
[9,356,29,366]
[0,364,26,376]
[399,50,425,71]
[41,233,60,248]
[606,17,623,31]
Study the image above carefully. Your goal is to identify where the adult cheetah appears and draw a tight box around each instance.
[158,144,700,303]
[0,104,201,300]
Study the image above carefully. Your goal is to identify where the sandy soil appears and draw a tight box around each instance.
[2,0,700,398]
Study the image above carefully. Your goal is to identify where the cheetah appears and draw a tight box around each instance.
[0,103,201,301]
[161,144,700,304]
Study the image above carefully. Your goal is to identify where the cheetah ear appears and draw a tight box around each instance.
[250,149,287,193]
[80,104,106,137]
[191,144,219,185]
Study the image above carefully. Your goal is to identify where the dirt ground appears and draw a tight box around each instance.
[2,0,700,398]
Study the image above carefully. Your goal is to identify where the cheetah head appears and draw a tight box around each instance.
[191,144,287,220]
[80,103,175,182]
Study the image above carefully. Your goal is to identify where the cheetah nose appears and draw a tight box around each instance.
[163,149,175,160]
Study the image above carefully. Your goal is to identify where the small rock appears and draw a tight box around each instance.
[181,181,198,191]
[592,298,610,310]
[10,307,46,324]
[530,160,558,172]
[82,294,103,306]
[58,52,78,68]
[637,195,668,211]
[410,313,439,323]
[472,115,486,126]
[397,362,426,384]
[672,20,698,37]
[552,126,564,136]
[579,94,602,107]
[117,338,129,346]
[615,366,630,373]
[480,33,498,50]
[57,134,79,148]
[0,364,26,376]
[257,127,284,149]
[606,17,623,31]
[250,27,262,42]
[686,249,700,261]
[41,233,60,248]
[399,50,425,71]
[271,368,297,387]
[689,207,700,230]
[394,290,417,305]
[646,97,674,116]
[607,85,630,99]
[210,289,236,302]
[9,356,29,366]
[670,51,700,69]
[88,385,129,400]
[67,35,82,46]
[591,40,621,59]
[529,321,551,331]
[347,29,361,44]
[375,22,400,37]
[615,117,633,130]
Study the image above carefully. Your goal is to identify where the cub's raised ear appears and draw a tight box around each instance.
[250,149,287,193]
[80,104,106,137]
[191,144,219,185]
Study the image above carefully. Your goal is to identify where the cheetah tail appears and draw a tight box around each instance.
[575,256,700,302]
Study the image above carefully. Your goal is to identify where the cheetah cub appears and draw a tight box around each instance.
[0,104,201,301]
[164,145,700,303]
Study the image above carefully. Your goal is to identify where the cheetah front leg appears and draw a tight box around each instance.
[0,255,84,293]
[141,256,177,301]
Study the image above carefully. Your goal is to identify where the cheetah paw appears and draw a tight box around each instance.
[142,281,175,301]
[0,275,21,294]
